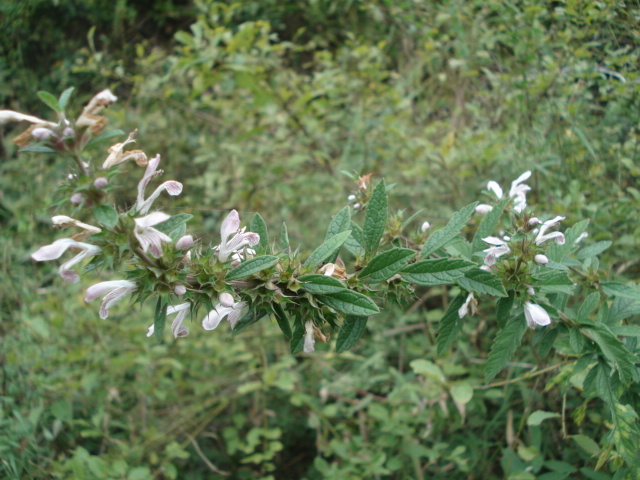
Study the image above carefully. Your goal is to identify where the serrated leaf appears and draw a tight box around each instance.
[421,202,477,258]
[358,248,415,283]
[303,230,351,268]
[576,241,612,259]
[584,324,636,384]
[608,297,640,324]
[471,196,510,253]
[85,129,125,149]
[485,314,527,383]
[527,410,561,426]
[250,213,269,254]
[325,207,351,262]
[458,268,507,297]
[94,205,119,229]
[38,90,61,112]
[155,213,192,235]
[290,319,305,354]
[336,315,368,352]
[401,258,475,286]
[577,292,600,322]
[280,223,290,252]
[609,326,640,337]
[19,145,57,153]
[534,270,575,295]
[436,293,467,355]
[316,291,379,316]
[226,255,278,280]
[497,291,515,327]
[232,309,268,336]
[344,223,365,256]
[272,303,291,339]
[153,296,168,342]
[58,87,75,111]
[298,274,346,295]
[363,180,388,255]
[601,282,640,300]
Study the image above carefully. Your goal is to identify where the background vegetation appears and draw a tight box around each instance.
[1,0,639,478]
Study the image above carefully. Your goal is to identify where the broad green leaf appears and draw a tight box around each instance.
[303,230,351,268]
[325,207,351,262]
[569,435,600,456]
[272,303,291,339]
[527,410,560,426]
[471,196,510,253]
[450,383,474,405]
[58,87,75,111]
[226,255,278,280]
[316,291,379,316]
[336,315,368,353]
[94,205,119,229]
[232,309,268,336]
[436,293,467,355]
[458,268,507,297]
[608,297,640,324]
[85,129,125,149]
[280,223,290,252]
[153,296,168,342]
[601,282,640,300]
[576,241,612,260]
[358,248,416,283]
[485,314,527,383]
[577,292,600,322]
[585,324,636,384]
[19,145,57,153]
[290,319,305,354]
[496,291,515,328]
[410,359,445,383]
[401,258,475,286]
[298,274,346,295]
[609,326,640,337]
[250,213,269,254]
[534,270,575,295]
[344,223,365,257]
[363,180,388,255]
[421,202,477,258]
[155,213,192,235]
[38,90,61,112]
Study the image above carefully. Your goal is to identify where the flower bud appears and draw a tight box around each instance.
[353,203,361,210]
[475,204,493,214]
[534,254,549,265]
[528,217,540,226]
[32,127,54,141]
[421,221,431,233]
[70,193,85,205]
[347,194,356,202]
[62,127,75,138]
[219,292,235,308]
[93,177,108,189]
[527,286,536,295]
[176,235,193,250]
[174,284,186,296]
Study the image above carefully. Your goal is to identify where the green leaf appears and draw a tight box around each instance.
[250,213,269,254]
[325,207,351,262]
[298,274,346,295]
[421,202,477,258]
[303,230,352,268]
[232,309,268,336]
[577,292,600,322]
[58,87,75,111]
[411,359,446,383]
[527,410,561,426]
[153,296,168,342]
[585,324,636,384]
[272,303,291,339]
[401,258,475,286]
[458,268,507,297]
[436,293,467,355]
[471,196,510,253]
[576,241,612,260]
[608,297,640,324]
[363,180,388,255]
[280,223,290,252]
[290,319,305,354]
[358,248,416,283]
[485,314,527,383]
[601,282,640,300]
[450,383,474,405]
[569,435,600,456]
[38,90,61,113]
[336,315,368,353]
[94,205,119,229]
[226,255,279,280]
[534,271,575,295]
[497,291,515,328]
[609,326,640,337]
[316,291,379,316]
[19,145,57,153]
[344,223,365,257]
[85,129,125,149]
[155,213,193,235]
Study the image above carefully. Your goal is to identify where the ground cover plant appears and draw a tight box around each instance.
[1,1,640,479]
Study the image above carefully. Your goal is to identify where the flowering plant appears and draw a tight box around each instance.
[5,88,640,476]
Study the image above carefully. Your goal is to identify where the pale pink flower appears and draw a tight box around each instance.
[134,212,172,257]
[535,216,565,245]
[458,292,477,318]
[147,302,190,338]
[134,155,183,214]
[215,210,260,263]
[175,235,194,250]
[31,238,101,283]
[85,280,137,319]
[51,215,101,234]
[304,321,315,353]
[481,171,532,213]
[202,293,246,330]
[534,254,549,265]
[482,236,511,266]
[524,301,551,328]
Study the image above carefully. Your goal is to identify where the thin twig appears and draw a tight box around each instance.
[184,432,231,476]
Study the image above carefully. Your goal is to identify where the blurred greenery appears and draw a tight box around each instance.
[1,0,639,478]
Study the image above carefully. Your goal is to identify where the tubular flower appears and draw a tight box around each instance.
[51,215,101,234]
[76,89,117,134]
[304,321,315,353]
[31,238,101,283]
[134,154,183,214]
[215,210,260,263]
[535,216,565,245]
[482,236,511,266]
[102,130,148,169]
[458,292,477,319]
[85,280,137,319]
[0,109,59,148]
[147,302,190,339]
[524,301,551,328]
[477,171,532,214]
[134,212,172,258]
[202,293,246,330]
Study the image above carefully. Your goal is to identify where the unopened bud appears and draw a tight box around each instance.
[353,203,361,210]
[475,204,493,214]
[219,292,235,308]
[534,254,549,265]
[347,194,356,202]
[32,127,54,141]
[528,217,540,226]
[176,235,193,250]
[421,221,431,233]
[527,286,536,296]
[70,193,85,205]
[62,127,75,138]
[174,284,186,296]
[93,177,108,189]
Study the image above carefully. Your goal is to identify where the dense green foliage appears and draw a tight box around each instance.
[2,1,640,479]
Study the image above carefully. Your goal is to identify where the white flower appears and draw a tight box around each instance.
[421,221,431,232]
[76,89,118,134]
[535,216,565,245]
[102,131,148,169]
[347,194,356,202]
[215,210,260,263]
[458,292,477,318]
[482,171,532,213]
[524,301,551,328]
[134,155,183,214]
[147,302,190,338]
[202,293,246,330]
[51,215,102,234]
[482,236,511,266]
[575,232,588,244]
[134,212,172,258]
[304,321,315,353]
[31,238,101,284]
[85,280,137,319]
[0,110,56,126]
[534,254,549,265]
